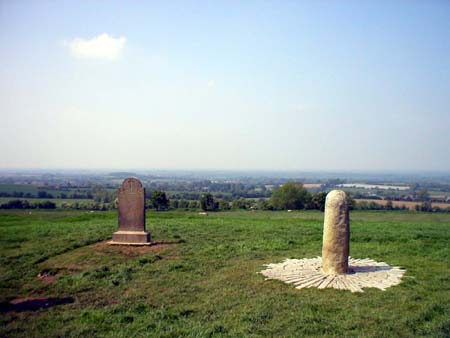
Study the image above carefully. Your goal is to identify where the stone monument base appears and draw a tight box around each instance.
[260,257,406,293]
[109,230,151,246]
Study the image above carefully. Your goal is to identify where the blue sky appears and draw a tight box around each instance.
[1,1,449,170]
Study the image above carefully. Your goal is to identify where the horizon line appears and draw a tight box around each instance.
[0,168,449,174]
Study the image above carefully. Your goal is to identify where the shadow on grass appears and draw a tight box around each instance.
[349,265,393,273]
[0,297,74,313]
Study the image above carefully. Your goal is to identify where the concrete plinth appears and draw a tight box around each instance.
[110,230,151,245]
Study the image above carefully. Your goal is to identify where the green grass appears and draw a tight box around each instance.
[0,210,449,337]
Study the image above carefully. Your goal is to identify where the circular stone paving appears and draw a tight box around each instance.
[260,257,406,293]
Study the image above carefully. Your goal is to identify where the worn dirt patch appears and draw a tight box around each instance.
[91,240,182,256]
[37,272,58,285]
[36,239,182,286]
[27,241,182,307]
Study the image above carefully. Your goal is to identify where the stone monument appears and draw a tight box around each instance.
[260,189,406,292]
[322,190,349,274]
[109,177,151,245]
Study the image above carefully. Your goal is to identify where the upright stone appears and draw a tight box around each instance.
[111,177,151,245]
[322,190,349,274]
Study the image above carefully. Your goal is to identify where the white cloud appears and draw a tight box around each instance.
[65,33,126,60]
[207,80,215,88]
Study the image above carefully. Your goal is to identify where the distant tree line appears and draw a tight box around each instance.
[352,186,450,204]
[146,180,272,199]
[0,187,120,201]
[353,199,450,212]
[3,182,450,213]
[355,200,407,211]
[0,200,56,209]
[412,201,450,212]
[193,183,330,212]
[0,191,95,199]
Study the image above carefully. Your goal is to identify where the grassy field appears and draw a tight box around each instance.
[0,210,449,337]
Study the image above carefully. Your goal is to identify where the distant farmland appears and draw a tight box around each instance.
[303,183,323,188]
[0,184,80,197]
[356,199,450,210]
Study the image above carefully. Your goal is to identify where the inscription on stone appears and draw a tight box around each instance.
[118,178,145,231]
[110,177,151,245]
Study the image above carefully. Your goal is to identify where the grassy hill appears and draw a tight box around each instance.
[0,210,449,337]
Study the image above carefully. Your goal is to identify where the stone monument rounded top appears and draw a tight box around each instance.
[324,190,347,209]
[109,177,151,245]
[119,177,143,192]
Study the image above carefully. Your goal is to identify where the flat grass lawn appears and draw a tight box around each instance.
[0,210,449,337]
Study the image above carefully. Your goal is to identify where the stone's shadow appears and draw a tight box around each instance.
[349,265,393,274]
[0,297,74,313]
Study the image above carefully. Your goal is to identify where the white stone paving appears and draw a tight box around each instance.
[260,257,406,293]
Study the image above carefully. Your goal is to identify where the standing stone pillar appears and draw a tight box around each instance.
[322,190,349,274]
[110,177,151,245]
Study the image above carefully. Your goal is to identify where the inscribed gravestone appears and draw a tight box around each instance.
[110,177,151,245]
